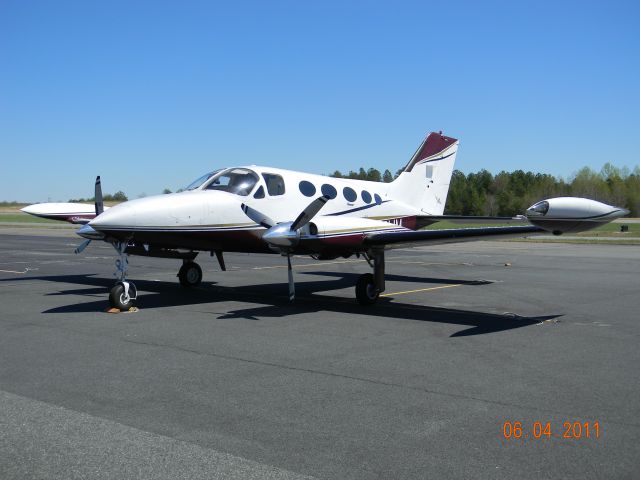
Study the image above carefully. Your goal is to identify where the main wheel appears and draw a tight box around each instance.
[178,261,203,287]
[109,283,135,311]
[356,273,379,305]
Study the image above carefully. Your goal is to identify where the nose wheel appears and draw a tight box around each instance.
[178,261,203,287]
[109,281,137,310]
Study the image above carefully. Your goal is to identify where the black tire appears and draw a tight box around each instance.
[178,262,203,287]
[356,273,379,305]
[109,283,135,311]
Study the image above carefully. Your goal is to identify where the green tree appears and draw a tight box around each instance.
[570,167,608,201]
[111,191,128,202]
[366,168,381,182]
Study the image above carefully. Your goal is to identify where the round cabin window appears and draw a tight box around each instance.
[343,187,357,202]
[299,180,316,197]
[321,184,338,199]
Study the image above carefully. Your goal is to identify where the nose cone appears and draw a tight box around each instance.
[89,190,242,232]
[90,202,137,230]
[20,204,39,215]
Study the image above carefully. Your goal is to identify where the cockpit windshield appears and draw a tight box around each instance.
[528,200,550,216]
[185,169,224,191]
[204,168,259,196]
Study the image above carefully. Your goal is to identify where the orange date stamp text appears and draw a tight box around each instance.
[502,420,601,440]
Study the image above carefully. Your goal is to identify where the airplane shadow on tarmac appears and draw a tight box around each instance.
[1,272,561,337]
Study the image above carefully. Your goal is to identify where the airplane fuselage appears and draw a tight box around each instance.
[90,166,422,255]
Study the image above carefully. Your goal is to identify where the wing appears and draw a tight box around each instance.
[415,215,527,228]
[364,225,545,249]
[305,215,545,252]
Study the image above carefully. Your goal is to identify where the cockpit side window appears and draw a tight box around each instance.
[253,186,265,199]
[205,168,259,196]
[262,173,286,196]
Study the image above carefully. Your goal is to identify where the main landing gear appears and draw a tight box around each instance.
[178,260,203,287]
[355,249,385,306]
[178,250,224,287]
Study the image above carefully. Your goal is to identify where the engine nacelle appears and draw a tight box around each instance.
[525,197,629,234]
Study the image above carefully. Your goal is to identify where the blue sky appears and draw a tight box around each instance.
[1,0,639,202]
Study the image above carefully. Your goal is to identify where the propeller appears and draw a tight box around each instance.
[95,176,104,216]
[291,196,329,231]
[241,204,275,228]
[74,239,92,254]
[240,195,330,302]
[75,176,105,254]
[287,254,295,302]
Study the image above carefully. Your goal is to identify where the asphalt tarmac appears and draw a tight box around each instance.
[1,229,639,479]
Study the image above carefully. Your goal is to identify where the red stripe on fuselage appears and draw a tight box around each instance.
[96,227,378,255]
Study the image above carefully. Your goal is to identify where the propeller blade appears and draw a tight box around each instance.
[290,195,329,231]
[287,254,295,302]
[74,239,91,254]
[94,176,104,216]
[240,203,275,228]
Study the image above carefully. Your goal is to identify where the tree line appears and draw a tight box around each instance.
[329,163,640,216]
[330,168,397,183]
[67,191,128,203]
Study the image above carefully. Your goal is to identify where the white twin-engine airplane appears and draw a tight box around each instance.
[23,132,629,310]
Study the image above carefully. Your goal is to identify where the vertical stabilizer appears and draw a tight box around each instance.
[388,132,458,215]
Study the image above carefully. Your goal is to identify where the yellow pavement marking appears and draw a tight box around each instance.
[253,259,364,270]
[252,257,466,271]
[387,260,463,266]
[0,269,27,274]
[380,283,463,297]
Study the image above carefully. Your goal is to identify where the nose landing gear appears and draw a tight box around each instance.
[109,241,137,311]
